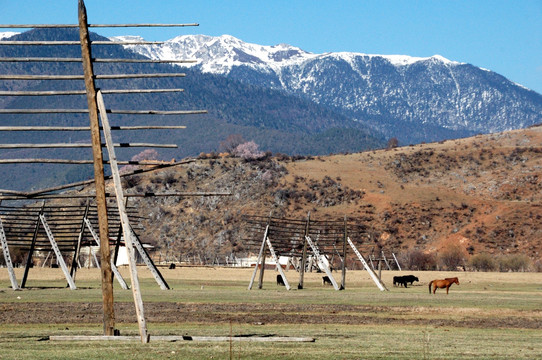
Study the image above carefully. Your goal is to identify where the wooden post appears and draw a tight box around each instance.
[347,237,387,291]
[305,236,339,290]
[84,218,129,290]
[258,252,266,289]
[97,90,149,343]
[21,202,45,288]
[70,200,90,282]
[113,224,123,269]
[130,225,170,290]
[266,237,290,290]
[378,258,382,282]
[382,250,392,270]
[298,212,310,289]
[248,225,268,290]
[341,216,347,290]
[40,214,77,290]
[0,217,20,290]
[392,253,402,271]
[78,0,115,336]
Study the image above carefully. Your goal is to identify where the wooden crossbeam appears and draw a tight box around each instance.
[0,125,187,131]
[0,23,199,28]
[0,40,165,45]
[0,57,196,64]
[0,159,178,164]
[0,89,185,96]
[0,109,206,115]
[0,73,186,80]
[0,143,177,148]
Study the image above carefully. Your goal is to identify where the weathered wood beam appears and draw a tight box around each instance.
[69,201,90,281]
[0,109,88,113]
[0,90,86,96]
[0,75,84,80]
[97,89,149,342]
[0,73,185,80]
[0,125,186,131]
[0,214,20,290]
[0,40,165,45]
[298,212,310,290]
[40,214,77,289]
[101,89,185,94]
[0,57,195,64]
[0,143,178,148]
[96,73,186,79]
[79,0,115,336]
[20,160,194,197]
[106,109,207,115]
[0,192,231,201]
[49,335,314,342]
[20,202,45,288]
[0,159,178,164]
[89,23,199,28]
[0,23,199,28]
[0,109,205,115]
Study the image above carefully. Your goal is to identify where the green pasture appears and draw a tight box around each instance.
[1,323,541,360]
[1,269,541,359]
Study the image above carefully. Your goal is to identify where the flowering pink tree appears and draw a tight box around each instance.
[233,141,265,161]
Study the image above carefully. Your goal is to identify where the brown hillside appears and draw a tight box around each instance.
[119,126,542,264]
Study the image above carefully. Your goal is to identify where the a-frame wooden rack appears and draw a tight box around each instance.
[0,0,206,342]
[0,200,169,291]
[245,214,388,292]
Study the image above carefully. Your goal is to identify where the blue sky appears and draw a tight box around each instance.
[2,0,542,94]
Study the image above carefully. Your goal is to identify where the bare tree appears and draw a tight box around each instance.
[220,134,245,153]
[387,137,399,149]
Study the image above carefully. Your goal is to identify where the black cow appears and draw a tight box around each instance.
[402,275,419,285]
[393,275,419,288]
[276,274,286,286]
[322,276,332,285]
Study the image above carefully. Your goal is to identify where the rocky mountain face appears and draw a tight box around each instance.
[119,34,542,144]
[0,29,384,190]
[124,126,542,268]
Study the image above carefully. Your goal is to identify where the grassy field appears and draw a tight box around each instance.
[1,267,542,359]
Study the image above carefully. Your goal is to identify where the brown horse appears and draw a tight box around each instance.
[428,277,459,294]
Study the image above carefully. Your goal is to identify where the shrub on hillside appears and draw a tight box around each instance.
[497,254,531,272]
[402,249,437,270]
[469,252,497,271]
[438,243,467,270]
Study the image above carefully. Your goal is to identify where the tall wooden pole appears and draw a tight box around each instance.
[69,200,90,282]
[78,0,115,336]
[298,212,310,289]
[341,216,347,290]
[21,202,45,288]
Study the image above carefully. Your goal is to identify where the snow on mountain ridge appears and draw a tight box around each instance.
[0,32,20,40]
[110,34,460,74]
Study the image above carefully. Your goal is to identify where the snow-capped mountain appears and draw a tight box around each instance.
[113,34,542,143]
[0,32,20,39]
[110,34,313,74]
